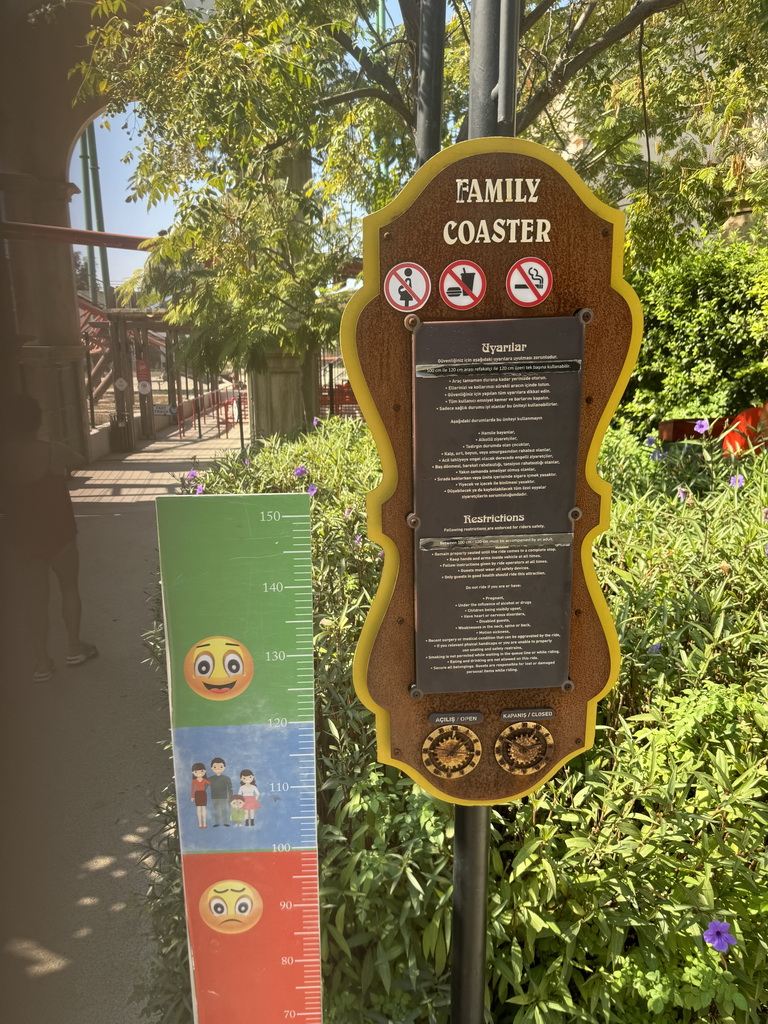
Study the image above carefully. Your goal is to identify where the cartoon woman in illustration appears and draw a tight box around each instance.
[191,762,211,828]
[238,769,261,826]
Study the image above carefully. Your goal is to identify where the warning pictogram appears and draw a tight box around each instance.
[384,262,431,312]
[506,258,553,307]
[439,261,487,310]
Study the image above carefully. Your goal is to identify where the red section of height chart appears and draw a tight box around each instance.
[182,850,322,1024]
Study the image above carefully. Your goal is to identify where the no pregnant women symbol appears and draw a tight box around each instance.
[384,258,552,311]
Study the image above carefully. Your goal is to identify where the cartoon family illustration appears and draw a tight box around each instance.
[190,758,261,828]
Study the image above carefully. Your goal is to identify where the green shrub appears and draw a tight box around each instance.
[136,416,768,1024]
[622,237,768,427]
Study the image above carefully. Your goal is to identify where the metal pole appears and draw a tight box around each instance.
[448,6,510,1022]
[497,0,521,135]
[86,123,114,308]
[451,805,490,1022]
[416,0,446,167]
[79,135,99,305]
[238,393,245,452]
[80,131,98,441]
[83,340,96,429]
[328,358,335,416]
[468,0,501,139]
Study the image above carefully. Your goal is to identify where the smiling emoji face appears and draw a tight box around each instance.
[199,880,263,934]
[183,637,254,700]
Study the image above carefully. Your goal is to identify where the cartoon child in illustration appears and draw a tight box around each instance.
[229,794,246,827]
[191,762,211,828]
[238,769,261,826]
[207,757,233,827]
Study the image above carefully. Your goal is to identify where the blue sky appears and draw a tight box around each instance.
[68,114,176,285]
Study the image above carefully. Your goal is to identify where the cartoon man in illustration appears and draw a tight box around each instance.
[208,757,233,827]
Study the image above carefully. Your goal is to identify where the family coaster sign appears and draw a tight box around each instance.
[157,495,321,1024]
[341,138,642,805]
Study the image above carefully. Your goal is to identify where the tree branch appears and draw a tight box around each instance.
[521,0,560,37]
[316,86,410,111]
[518,0,685,133]
[565,1,599,54]
[326,26,415,128]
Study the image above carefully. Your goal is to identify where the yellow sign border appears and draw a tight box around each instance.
[340,137,642,805]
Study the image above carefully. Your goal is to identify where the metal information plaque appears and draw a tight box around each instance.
[341,137,642,805]
[413,317,583,694]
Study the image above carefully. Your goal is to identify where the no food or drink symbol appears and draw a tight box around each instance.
[439,260,487,311]
[506,258,553,307]
[384,262,431,312]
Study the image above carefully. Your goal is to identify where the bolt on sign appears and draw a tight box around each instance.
[340,138,642,805]
[156,495,322,1023]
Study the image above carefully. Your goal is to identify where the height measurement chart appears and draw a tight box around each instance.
[156,495,321,1024]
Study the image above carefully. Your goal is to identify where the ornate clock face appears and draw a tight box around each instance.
[421,725,482,779]
[495,722,554,776]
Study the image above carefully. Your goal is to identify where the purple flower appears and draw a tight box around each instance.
[313,417,320,426]
[293,466,308,478]
[694,419,710,435]
[343,508,352,519]
[644,436,656,447]
[307,483,318,496]
[195,483,204,495]
[730,474,745,488]
[676,486,688,502]
[376,550,385,560]
[186,470,198,479]
[244,458,250,466]
[354,534,362,545]
[764,543,768,557]
[651,449,666,462]
[648,643,662,653]
[762,508,768,523]
[703,921,737,953]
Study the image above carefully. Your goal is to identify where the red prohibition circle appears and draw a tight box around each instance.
[439,260,487,310]
[506,258,553,307]
[383,262,431,312]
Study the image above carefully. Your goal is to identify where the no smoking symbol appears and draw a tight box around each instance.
[439,260,486,310]
[384,262,431,312]
[506,258,553,307]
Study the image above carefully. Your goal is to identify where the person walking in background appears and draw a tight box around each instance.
[0,394,97,681]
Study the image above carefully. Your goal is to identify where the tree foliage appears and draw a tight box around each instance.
[120,182,354,373]
[623,237,768,426]
[73,0,768,363]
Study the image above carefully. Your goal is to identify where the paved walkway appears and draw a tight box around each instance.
[1,422,242,1024]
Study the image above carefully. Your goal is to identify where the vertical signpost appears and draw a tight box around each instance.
[156,494,321,1024]
[342,136,641,800]
[341,137,641,1017]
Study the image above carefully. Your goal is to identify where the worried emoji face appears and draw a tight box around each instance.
[199,880,263,934]
[183,636,254,700]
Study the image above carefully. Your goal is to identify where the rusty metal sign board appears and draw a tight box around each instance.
[341,138,642,805]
